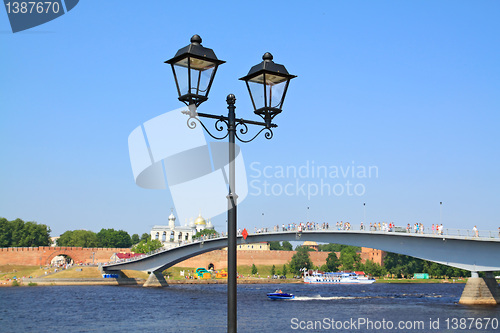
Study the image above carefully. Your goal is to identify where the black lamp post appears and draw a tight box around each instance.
[166,35,295,333]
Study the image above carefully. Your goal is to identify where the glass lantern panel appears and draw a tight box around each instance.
[247,80,265,111]
[190,65,215,97]
[247,75,288,111]
[173,62,189,96]
[266,79,287,109]
[174,57,217,97]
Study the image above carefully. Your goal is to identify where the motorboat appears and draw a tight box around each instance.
[267,290,295,300]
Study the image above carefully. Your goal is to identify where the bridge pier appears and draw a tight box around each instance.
[459,272,500,305]
[143,271,169,288]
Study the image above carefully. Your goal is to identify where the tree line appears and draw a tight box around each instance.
[0,217,156,249]
[0,217,51,247]
[268,241,293,251]
[288,243,478,278]
[57,229,151,248]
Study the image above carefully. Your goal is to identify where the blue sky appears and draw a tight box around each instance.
[1,1,499,237]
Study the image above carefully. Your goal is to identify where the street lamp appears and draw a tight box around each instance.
[440,201,443,225]
[165,34,225,107]
[363,203,366,226]
[165,35,295,333]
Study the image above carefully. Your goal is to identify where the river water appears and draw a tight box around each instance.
[1,283,499,332]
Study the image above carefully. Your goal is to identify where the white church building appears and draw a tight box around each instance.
[150,211,214,249]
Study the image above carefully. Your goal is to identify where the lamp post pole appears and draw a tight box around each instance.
[226,94,238,332]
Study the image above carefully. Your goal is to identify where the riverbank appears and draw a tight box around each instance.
[0,264,476,287]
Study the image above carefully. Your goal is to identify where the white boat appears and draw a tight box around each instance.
[303,270,375,284]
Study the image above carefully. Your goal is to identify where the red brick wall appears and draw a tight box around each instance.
[0,246,386,268]
[174,247,385,270]
[360,247,386,266]
[174,250,330,270]
[0,247,131,266]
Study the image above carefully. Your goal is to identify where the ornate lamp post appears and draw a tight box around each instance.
[165,35,295,333]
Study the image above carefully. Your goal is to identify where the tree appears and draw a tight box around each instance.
[251,264,258,275]
[360,259,386,277]
[340,247,361,271]
[318,243,360,252]
[97,228,132,248]
[282,241,293,251]
[384,253,423,278]
[0,217,51,247]
[131,239,163,253]
[271,265,276,276]
[269,241,293,251]
[289,246,313,274]
[140,233,150,242]
[193,229,218,240]
[282,264,288,276]
[57,230,98,247]
[294,245,314,252]
[0,218,9,247]
[326,252,340,272]
[131,234,140,245]
[269,241,282,250]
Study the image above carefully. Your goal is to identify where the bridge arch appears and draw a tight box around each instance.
[45,249,88,265]
[102,230,500,273]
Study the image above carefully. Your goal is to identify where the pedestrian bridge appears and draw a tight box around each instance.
[102,228,500,273]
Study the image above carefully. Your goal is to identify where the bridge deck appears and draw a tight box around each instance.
[102,227,500,273]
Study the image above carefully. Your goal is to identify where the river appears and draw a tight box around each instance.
[1,283,499,332]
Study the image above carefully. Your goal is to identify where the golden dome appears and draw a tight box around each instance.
[195,214,206,225]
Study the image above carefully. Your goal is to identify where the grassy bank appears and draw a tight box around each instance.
[163,264,295,280]
[0,265,46,280]
[1,264,474,286]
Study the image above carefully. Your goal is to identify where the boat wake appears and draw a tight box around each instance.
[292,294,442,301]
[293,295,365,301]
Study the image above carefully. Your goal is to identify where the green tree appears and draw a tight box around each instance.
[360,259,386,277]
[97,229,132,248]
[140,233,150,242]
[271,265,276,276]
[131,234,140,245]
[282,264,288,276]
[282,241,293,251]
[57,230,98,247]
[0,218,10,247]
[340,247,361,271]
[326,252,340,272]
[294,245,314,252]
[269,241,282,250]
[0,217,51,247]
[318,243,360,252]
[131,239,163,253]
[193,229,218,240]
[384,253,423,278]
[289,246,313,274]
[251,264,258,275]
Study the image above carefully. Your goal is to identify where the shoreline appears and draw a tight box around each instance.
[1,277,469,287]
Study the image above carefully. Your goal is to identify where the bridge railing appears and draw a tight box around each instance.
[248,224,500,239]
